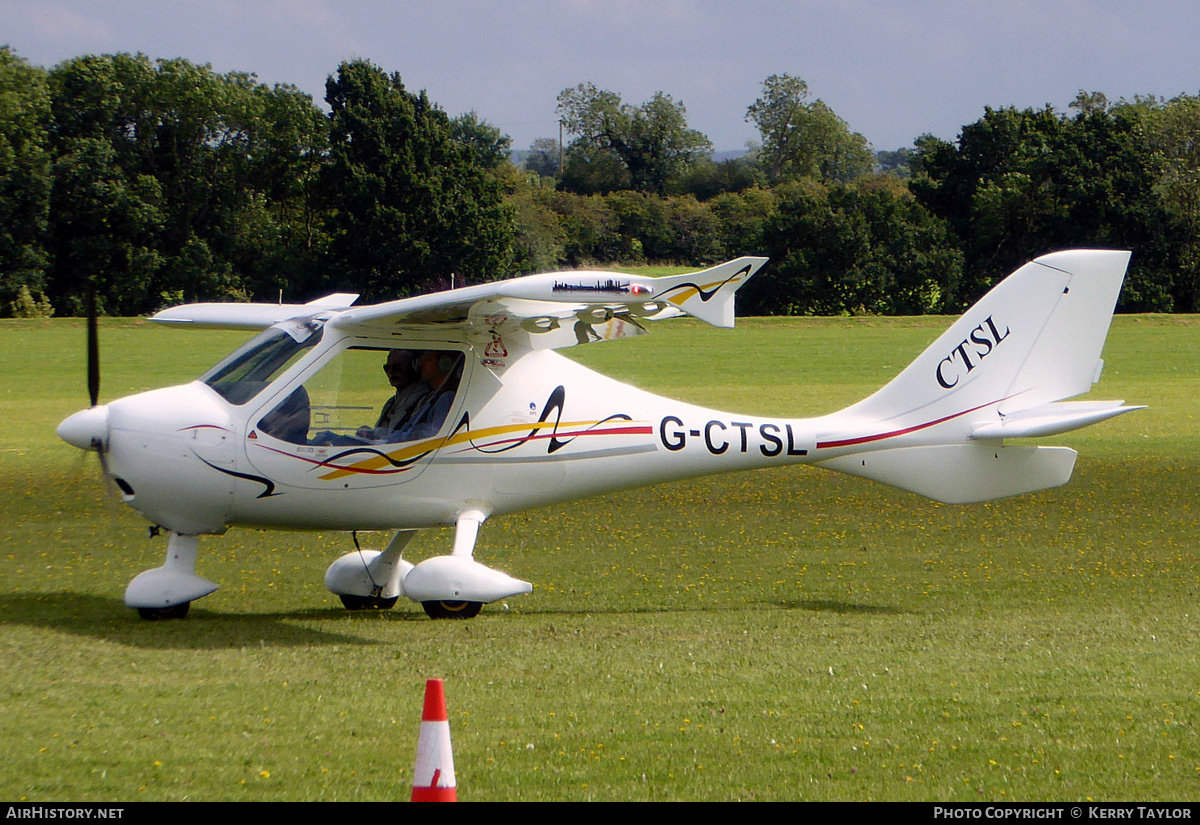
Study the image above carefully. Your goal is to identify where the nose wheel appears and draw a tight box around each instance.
[125,533,218,620]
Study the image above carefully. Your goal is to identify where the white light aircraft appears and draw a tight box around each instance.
[58,250,1142,620]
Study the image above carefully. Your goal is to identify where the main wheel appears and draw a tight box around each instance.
[137,602,190,621]
[339,594,399,610]
[423,600,482,620]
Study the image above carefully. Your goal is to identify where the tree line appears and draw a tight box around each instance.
[2,46,1198,318]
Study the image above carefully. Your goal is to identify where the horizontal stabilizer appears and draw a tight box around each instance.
[643,257,766,328]
[970,401,1145,440]
[816,443,1078,504]
[487,256,765,328]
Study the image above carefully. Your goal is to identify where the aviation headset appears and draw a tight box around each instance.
[411,351,458,375]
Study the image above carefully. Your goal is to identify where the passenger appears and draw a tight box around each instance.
[392,351,461,442]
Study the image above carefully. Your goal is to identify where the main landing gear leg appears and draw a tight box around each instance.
[124,532,219,620]
[423,511,486,620]
[325,530,418,610]
[402,509,532,620]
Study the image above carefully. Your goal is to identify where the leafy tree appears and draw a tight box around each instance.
[321,59,514,298]
[44,53,332,312]
[912,105,1176,310]
[708,187,779,259]
[557,138,632,194]
[556,82,711,194]
[600,191,723,263]
[495,163,566,273]
[46,135,165,315]
[0,47,52,314]
[9,284,53,317]
[235,82,332,301]
[876,148,914,178]
[661,194,723,262]
[524,137,562,178]
[14,46,1200,319]
[676,155,763,199]
[1140,94,1200,311]
[746,74,874,184]
[547,192,624,264]
[1069,90,1110,115]
[452,111,512,170]
[604,190,669,260]
[747,180,962,315]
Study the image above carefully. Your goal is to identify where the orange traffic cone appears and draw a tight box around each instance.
[412,679,457,802]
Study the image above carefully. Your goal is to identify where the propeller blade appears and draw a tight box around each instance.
[86,282,100,407]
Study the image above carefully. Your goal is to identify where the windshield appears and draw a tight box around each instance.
[201,322,324,405]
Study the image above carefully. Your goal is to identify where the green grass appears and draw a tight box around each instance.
[0,314,1197,801]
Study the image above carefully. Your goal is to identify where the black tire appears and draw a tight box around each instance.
[422,600,482,620]
[137,602,190,620]
[340,594,399,610]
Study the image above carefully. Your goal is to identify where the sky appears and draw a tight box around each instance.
[4,0,1200,154]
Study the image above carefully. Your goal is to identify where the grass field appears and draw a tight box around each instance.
[0,312,1197,801]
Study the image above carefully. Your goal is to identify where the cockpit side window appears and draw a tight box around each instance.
[202,323,323,405]
[255,346,465,447]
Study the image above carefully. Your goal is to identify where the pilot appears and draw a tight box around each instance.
[257,385,310,444]
[378,349,431,429]
[392,350,461,442]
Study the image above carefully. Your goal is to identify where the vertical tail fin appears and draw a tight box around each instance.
[836,249,1133,429]
[814,250,1140,503]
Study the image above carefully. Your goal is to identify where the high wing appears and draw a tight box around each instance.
[149,259,768,351]
[150,293,361,329]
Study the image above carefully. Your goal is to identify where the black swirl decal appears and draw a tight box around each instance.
[194,454,279,499]
[651,262,753,304]
[320,444,433,471]
[468,385,633,455]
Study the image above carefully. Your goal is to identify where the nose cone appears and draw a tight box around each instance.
[57,405,110,451]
